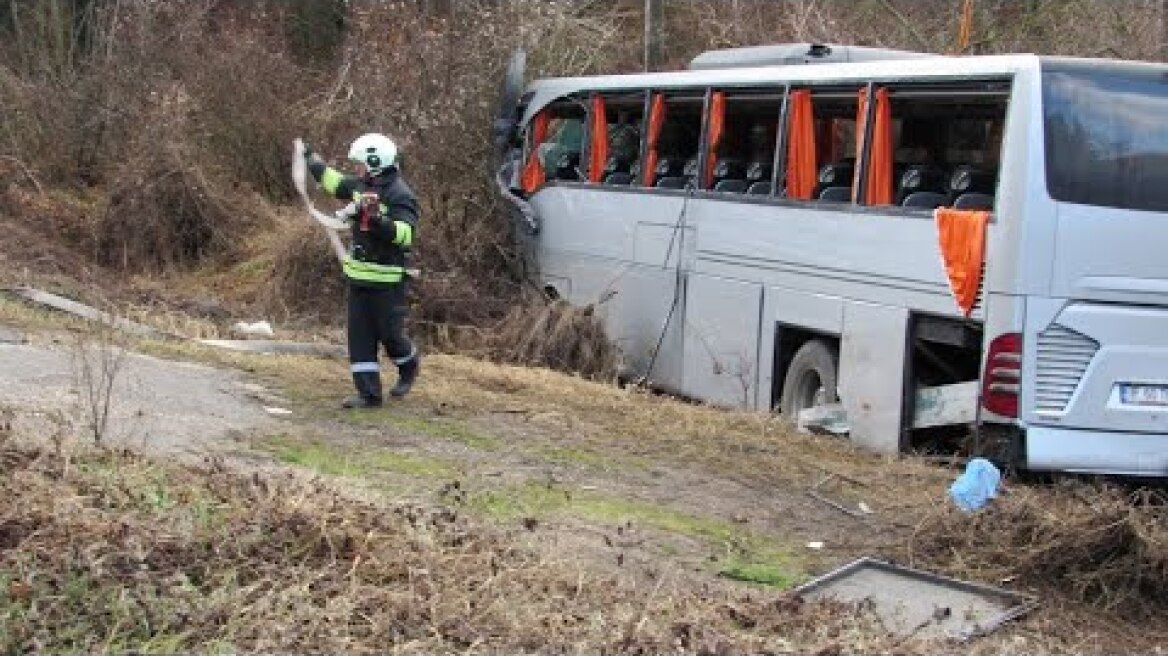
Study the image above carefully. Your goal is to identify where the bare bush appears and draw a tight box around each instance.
[95,144,252,271]
[70,317,126,448]
[488,295,621,380]
[266,219,346,321]
[908,481,1168,614]
[660,0,1167,66]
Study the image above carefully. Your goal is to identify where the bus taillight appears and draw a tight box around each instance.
[983,332,1022,418]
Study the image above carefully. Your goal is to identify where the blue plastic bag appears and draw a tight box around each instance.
[948,457,1001,512]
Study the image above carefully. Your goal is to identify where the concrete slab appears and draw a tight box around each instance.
[8,287,162,337]
[796,557,1037,641]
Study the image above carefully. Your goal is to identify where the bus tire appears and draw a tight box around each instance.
[779,339,839,419]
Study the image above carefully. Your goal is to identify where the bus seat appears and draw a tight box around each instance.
[746,161,773,183]
[712,158,746,184]
[902,191,946,209]
[814,161,855,199]
[654,157,686,179]
[746,181,773,195]
[656,176,687,189]
[602,154,632,177]
[896,164,946,205]
[818,186,852,202]
[953,192,994,210]
[948,165,997,204]
[604,172,633,185]
[713,179,748,193]
[552,151,581,181]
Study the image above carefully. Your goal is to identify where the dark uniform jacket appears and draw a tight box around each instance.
[309,162,420,288]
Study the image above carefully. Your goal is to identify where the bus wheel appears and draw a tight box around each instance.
[780,339,839,419]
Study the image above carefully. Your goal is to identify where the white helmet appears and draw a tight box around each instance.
[347,133,398,176]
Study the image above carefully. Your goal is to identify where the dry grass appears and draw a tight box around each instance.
[4,300,1168,653]
[0,441,898,654]
[907,481,1168,616]
[486,297,621,381]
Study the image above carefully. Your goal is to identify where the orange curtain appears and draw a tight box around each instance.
[785,89,817,200]
[588,95,609,183]
[935,208,989,317]
[520,110,550,193]
[704,91,726,188]
[854,87,894,205]
[643,93,666,187]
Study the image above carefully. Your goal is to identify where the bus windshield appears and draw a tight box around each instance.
[1043,60,1168,212]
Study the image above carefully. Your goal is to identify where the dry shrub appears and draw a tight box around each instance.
[6,0,1168,334]
[310,1,639,326]
[93,145,251,271]
[0,442,896,654]
[187,27,320,200]
[488,295,620,380]
[660,0,1167,69]
[908,482,1168,613]
[0,185,106,285]
[266,220,346,320]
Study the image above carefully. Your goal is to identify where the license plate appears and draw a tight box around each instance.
[1119,383,1168,407]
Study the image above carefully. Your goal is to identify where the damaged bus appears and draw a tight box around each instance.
[494,43,1168,476]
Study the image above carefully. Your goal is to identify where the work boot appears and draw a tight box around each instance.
[389,355,419,398]
[341,395,382,409]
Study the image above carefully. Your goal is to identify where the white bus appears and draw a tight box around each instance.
[494,43,1168,476]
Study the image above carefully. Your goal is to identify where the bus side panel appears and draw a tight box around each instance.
[614,266,686,390]
[680,274,762,408]
[758,286,846,411]
[839,301,910,454]
[687,202,974,321]
[531,188,692,384]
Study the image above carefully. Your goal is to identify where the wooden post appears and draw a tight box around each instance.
[644,0,663,72]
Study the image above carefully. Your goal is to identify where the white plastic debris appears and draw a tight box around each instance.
[231,321,275,338]
[263,406,293,417]
[806,541,825,550]
[797,403,850,435]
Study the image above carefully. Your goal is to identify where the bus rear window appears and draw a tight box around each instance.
[1043,62,1168,212]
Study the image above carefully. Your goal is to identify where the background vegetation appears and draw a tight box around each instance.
[1,0,1165,353]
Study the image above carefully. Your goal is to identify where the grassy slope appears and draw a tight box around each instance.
[1,295,1164,654]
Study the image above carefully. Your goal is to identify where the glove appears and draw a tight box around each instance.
[302,141,323,166]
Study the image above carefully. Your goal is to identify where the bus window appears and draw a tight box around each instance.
[599,94,644,186]
[540,104,585,182]
[881,87,1006,209]
[647,93,703,189]
[520,100,584,192]
[806,90,859,202]
[1043,61,1168,212]
[711,91,782,194]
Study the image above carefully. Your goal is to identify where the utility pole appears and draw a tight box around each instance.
[644,0,663,72]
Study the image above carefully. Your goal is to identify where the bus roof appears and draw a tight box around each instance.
[517,53,1168,127]
[688,42,937,70]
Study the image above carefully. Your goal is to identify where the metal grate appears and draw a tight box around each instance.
[1034,324,1098,416]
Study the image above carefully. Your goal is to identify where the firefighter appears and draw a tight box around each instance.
[302,133,420,408]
